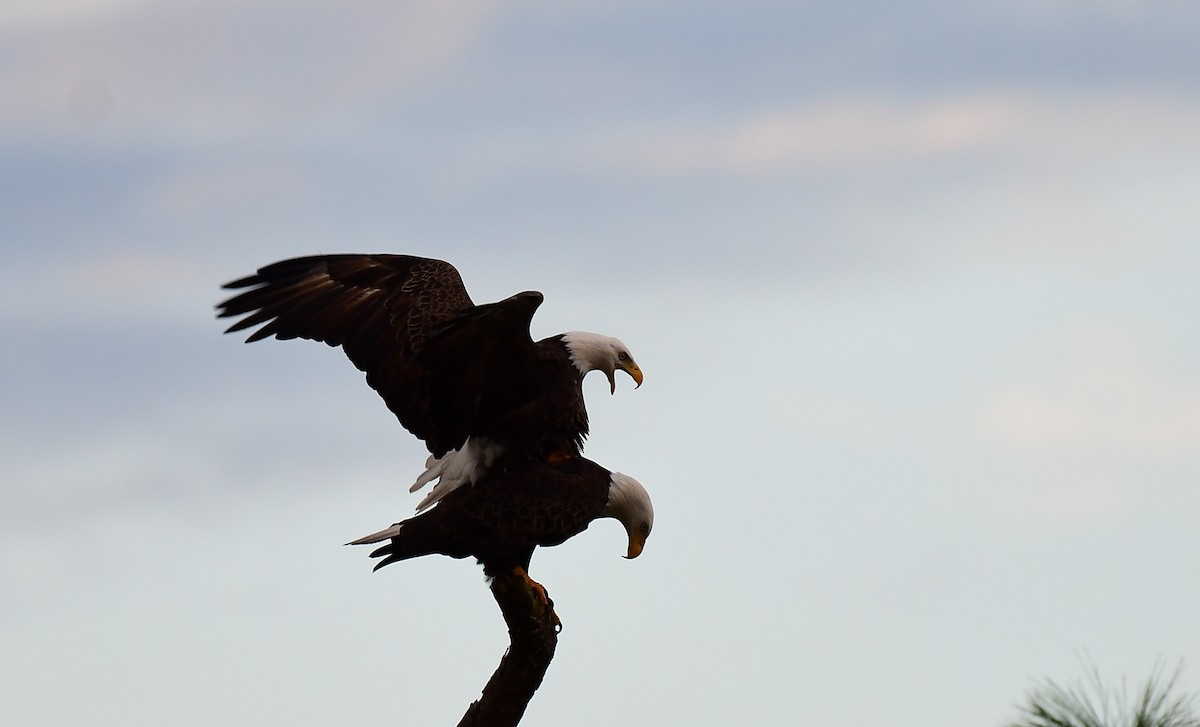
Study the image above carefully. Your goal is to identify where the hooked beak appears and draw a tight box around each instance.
[623,531,646,559]
[610,361,644,394]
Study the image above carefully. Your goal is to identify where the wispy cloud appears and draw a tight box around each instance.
[0,0,151,29]
[136,159,315,220]
[586,91,1200,177]
[0,0,498,143]
[977,328,1200,457]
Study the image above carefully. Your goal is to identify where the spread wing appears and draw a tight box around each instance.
[217,254,496,454]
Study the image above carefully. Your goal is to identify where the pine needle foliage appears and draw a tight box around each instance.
[1009,660,1200,727]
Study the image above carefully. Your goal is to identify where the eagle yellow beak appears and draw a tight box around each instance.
[611,361,643,394]
[624,531,646,559]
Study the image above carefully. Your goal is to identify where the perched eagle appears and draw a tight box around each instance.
[216,254,643,509]
[349,456,654,578]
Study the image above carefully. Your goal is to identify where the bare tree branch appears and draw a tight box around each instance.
[456,571,560,727]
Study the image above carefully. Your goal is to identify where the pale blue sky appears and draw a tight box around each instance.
[3,2,1199,725]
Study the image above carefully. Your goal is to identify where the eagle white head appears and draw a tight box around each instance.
[603,472,654,559]
[561,331,643,394]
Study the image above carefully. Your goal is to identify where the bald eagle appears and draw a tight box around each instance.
[216,254,643,509]
[349,456,654,578]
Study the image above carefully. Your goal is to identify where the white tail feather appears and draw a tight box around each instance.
[408,453,444,493]
[347,522,404,546]
[408,437,504,512]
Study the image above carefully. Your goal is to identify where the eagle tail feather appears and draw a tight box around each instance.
[346,522,404,546]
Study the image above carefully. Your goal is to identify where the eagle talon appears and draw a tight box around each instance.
[542,590,562,631]
[543,593,563,632]
[513,567,549,605]
[512,566,562,629]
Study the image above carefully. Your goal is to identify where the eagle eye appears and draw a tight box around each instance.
[618,352,629,361]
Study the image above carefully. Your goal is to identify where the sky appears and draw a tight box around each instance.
[3,1,1199,725]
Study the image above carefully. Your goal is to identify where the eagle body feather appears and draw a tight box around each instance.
[350,456,653,575]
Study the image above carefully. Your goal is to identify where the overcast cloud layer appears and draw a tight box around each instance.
[3,2,1199,726]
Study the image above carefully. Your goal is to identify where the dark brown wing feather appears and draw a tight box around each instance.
[413,291,545,455]
[365,457,612,574]
[217,254,483,452]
